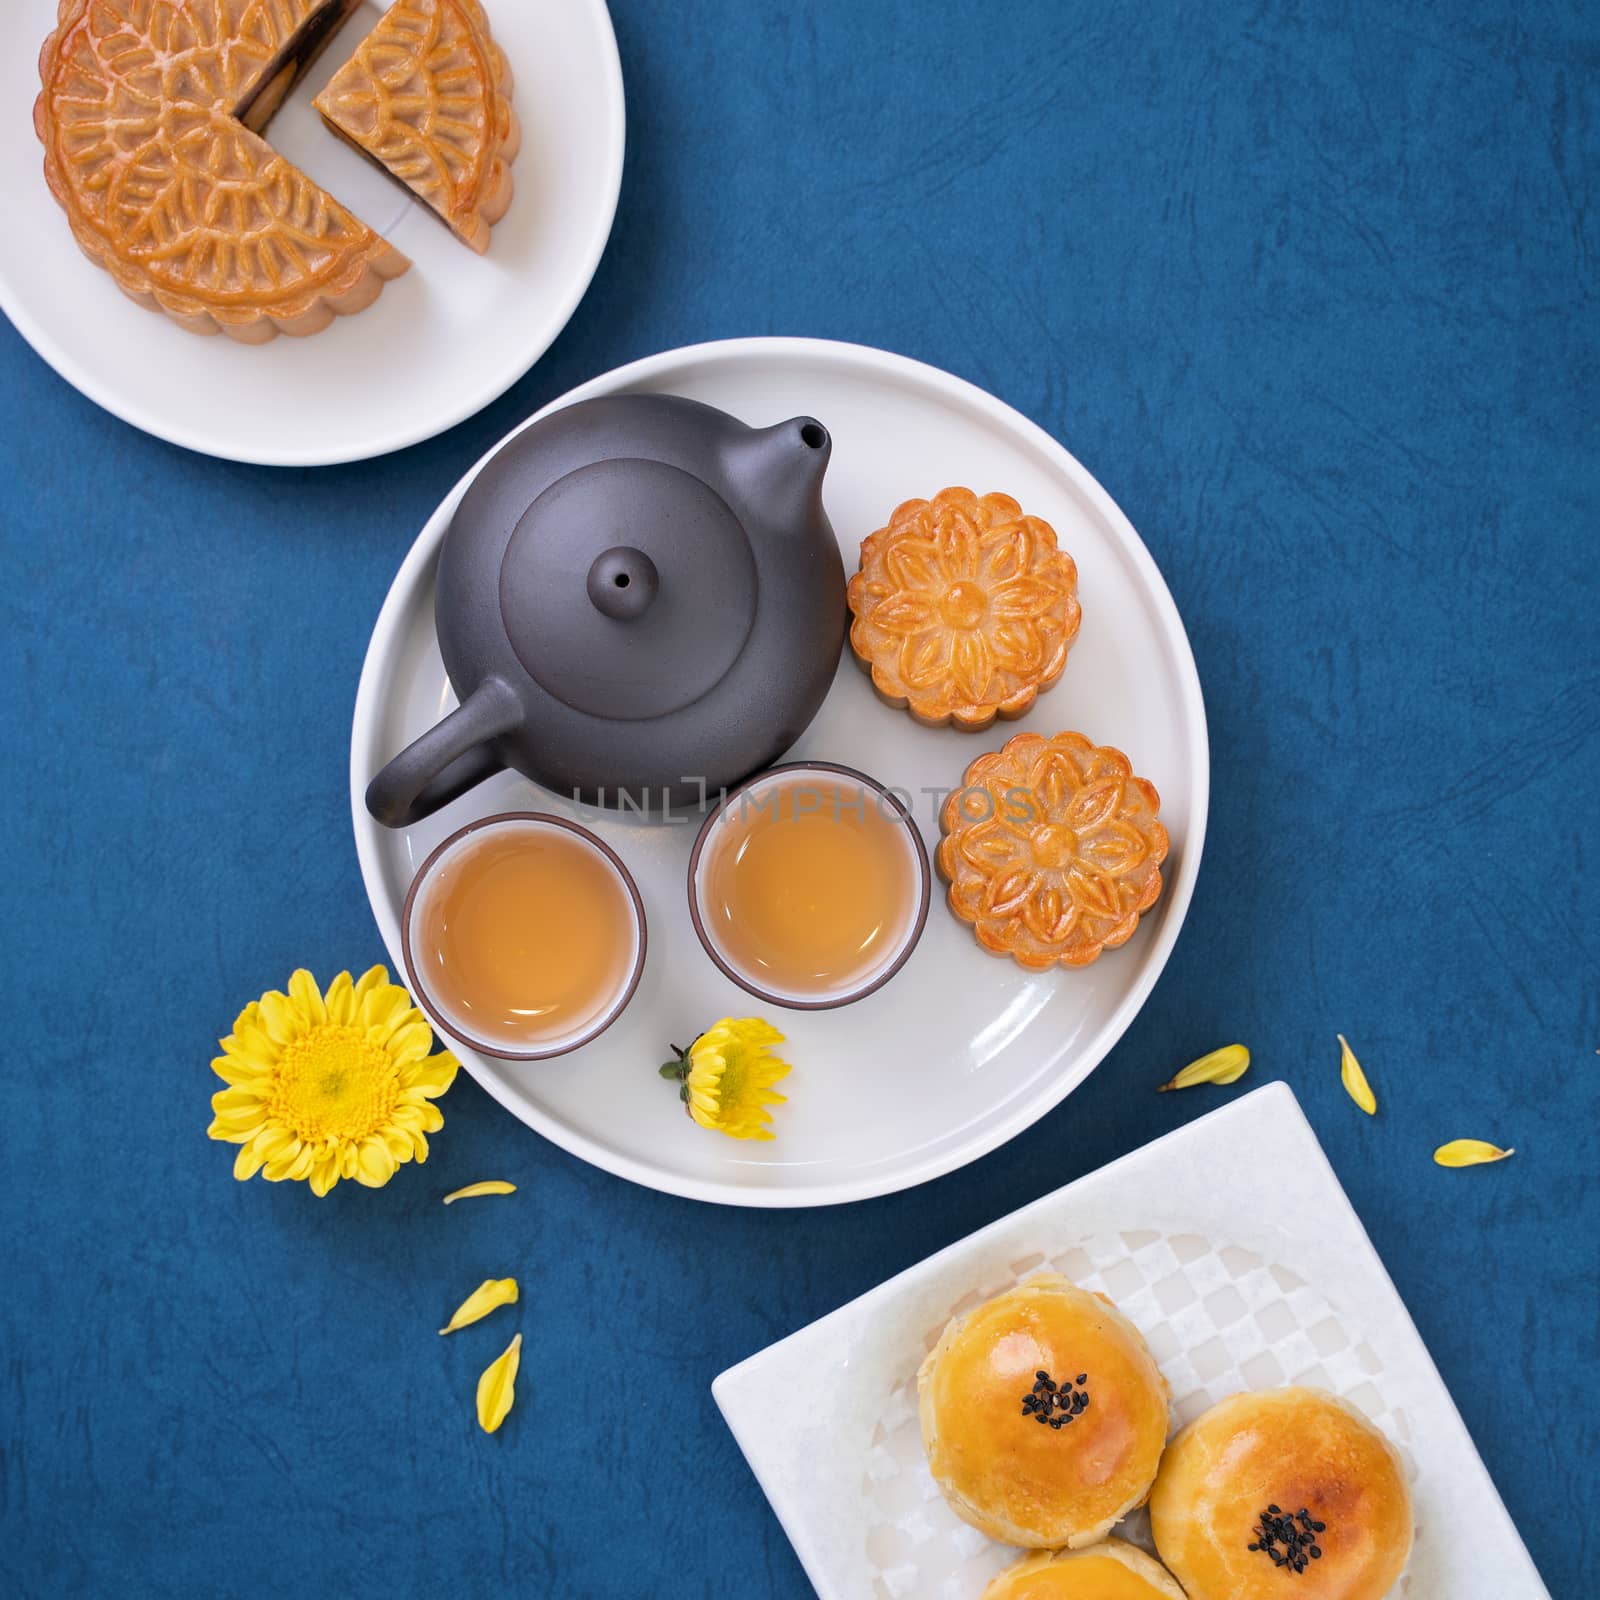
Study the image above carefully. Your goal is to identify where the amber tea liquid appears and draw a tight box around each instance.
[699,774,921,1000]
[412,821,638,1052]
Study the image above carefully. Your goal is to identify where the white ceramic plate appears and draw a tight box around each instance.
[0,0,624,465]
[350,337,1210,1206]
[714,1084,1551,1599]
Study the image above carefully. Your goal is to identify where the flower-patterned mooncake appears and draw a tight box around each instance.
[35,0,411,343]
[938,731,1169,969]
[847,488,1082,730]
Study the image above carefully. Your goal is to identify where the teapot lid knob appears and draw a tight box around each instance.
[496,457,758,723]
[586,546,659,620]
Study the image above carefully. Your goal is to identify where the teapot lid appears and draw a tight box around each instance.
[498,456,758,721]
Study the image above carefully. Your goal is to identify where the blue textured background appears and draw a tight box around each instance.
[3,0,1595,1594]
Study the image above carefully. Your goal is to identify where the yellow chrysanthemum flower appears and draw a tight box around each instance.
[207,966,459,1196]
[659,1018,791,1141]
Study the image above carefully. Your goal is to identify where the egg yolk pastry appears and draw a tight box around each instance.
[982,1540,1187,1600]
[917,1275,1169,1548]
[1149,1387,1414,1599]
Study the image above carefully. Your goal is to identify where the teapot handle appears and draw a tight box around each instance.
[365,678,523,828]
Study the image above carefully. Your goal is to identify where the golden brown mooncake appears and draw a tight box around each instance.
[1148,1388,1414,1600]
[938,731,1168,970]
[34,0,410,343]
[918,1275,1170,1549]
[314,0,519,255]
[846,488,1081,730]
[982,1541,1187,1600]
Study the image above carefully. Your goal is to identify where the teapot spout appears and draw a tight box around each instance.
[724,415,831,531]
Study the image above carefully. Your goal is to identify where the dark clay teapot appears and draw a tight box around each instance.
[366,395,846,826]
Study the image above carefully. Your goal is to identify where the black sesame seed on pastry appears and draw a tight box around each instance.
[917,1275,1169,1549]
[1149,1387,1414,1600]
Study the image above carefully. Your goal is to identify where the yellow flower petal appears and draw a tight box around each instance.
[233,1142,266,1181]
[385,1020,437,1066]
[1434,1139,1515,1168]
[222,1003,282,1068]
[381,1125,414,1165]
[395,1097,445,1133]
[323,970,356,1026]
[351,964,391,1008]
[210,1054,269,1088]
[401,1051,459,1097]
[220,1020,279,1070]
[440,1278,520,1335]
[707,1019,784,1056]
[210,1085,265,1115]
[256,990,300,1046]
[708,1118,776,1142]
[1338,1034,1377,1115]
[357,986,411,1039]
[208,1104,265,1135]
[262,1141,305,1182]
[225,999,263,1038]
[442,1181,517,1205]
[252,1126,296,1163]
[287,969,328,1029]
[355,1136,396,1188]
[1157,1043,1250,1092]
[265,1141,313,1183]
[476,1333,522,1434]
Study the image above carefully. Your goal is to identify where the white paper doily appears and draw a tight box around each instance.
[862,1229,1418,1598]
[714,1087,1548,1600]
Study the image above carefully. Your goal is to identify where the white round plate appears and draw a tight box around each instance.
[351,338,1210,1206]
[0,0,624,465]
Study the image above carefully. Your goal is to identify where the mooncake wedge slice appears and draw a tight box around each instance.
[314,0,520,255]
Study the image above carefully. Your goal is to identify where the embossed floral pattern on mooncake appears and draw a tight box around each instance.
[34,0,411,342]
[847,488,1081,729]
[938,731,1168,969]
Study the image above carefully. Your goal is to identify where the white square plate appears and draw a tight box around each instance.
[713,1083,1549,1599]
